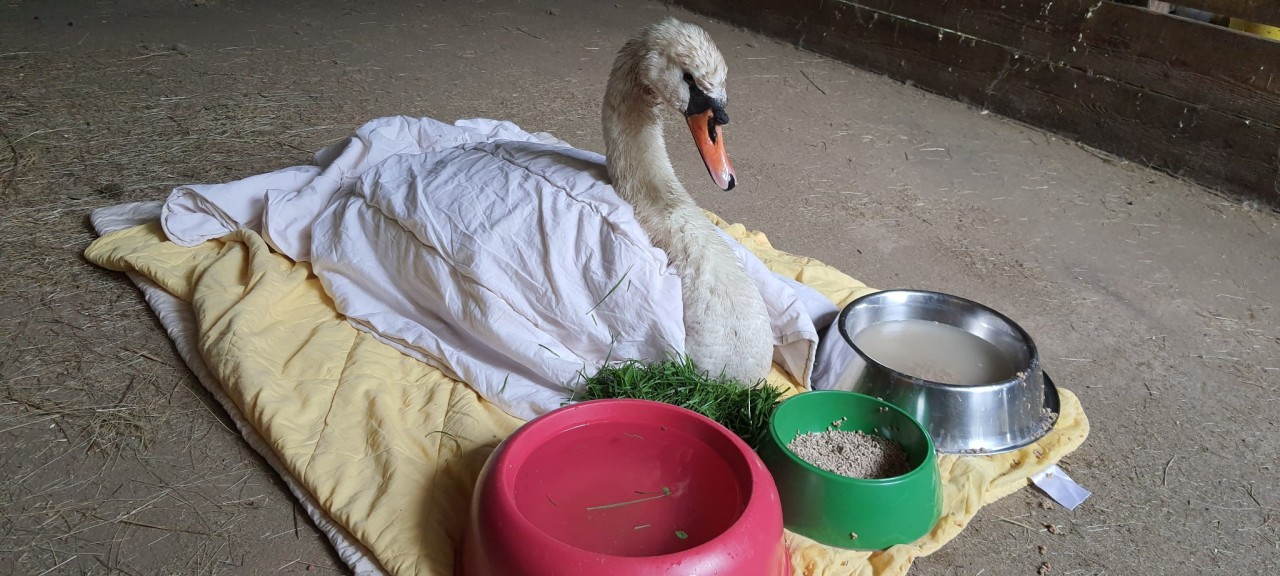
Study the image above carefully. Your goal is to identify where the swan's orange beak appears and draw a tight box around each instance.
[686,109,736,191]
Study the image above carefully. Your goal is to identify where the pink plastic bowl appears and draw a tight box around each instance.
[459,399,789,576]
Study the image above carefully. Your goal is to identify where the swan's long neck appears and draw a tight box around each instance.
[598,29,772,382]
[602,50,705,254]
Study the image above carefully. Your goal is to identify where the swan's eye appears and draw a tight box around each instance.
[682,71,695,84]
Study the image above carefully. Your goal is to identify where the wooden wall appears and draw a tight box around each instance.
[672,0,1280,207]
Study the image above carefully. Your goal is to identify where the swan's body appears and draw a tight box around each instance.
[602,19,773,382]
[307,19,773,393]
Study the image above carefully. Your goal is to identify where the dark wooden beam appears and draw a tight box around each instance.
[673,0,1280,206]
[838,1,1280,125]
[1082,3,1280,127]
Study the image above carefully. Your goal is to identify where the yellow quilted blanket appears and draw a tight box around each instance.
[85,214,1088,576]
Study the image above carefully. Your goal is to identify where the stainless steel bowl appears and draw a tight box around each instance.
[831,290,1060,454]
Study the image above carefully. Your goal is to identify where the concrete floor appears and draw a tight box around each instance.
[1,0,1277,574]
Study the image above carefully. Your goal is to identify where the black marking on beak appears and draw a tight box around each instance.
[684,75,728,122]
[712,105,729,126]
[684,79,712,116]
[685,78,730,138]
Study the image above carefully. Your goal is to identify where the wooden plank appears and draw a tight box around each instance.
[841,1,1280,126]
[1081,2,1280,126]
[986,58,1280,198]
[672,0,1280,204]
[823,4,1279,198]
[839,0,1091,58]
[1170,0,1280,28]
[811,3,1014,98]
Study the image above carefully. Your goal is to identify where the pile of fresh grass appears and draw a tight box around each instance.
[574,357,785,450]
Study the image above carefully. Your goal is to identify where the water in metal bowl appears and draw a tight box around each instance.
[831,289,1060,454]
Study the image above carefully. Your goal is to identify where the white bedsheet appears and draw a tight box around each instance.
[158,116,839,420]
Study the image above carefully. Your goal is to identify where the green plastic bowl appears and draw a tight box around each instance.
[759,391,942,550]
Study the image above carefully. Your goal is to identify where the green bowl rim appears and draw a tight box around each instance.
[769,390,937,485]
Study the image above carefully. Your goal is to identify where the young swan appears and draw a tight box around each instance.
[601,18,773,383]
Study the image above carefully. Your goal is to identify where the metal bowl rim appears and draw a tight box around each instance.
[836,289,1041,390]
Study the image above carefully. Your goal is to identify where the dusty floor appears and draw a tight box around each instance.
[2,0,1277,574]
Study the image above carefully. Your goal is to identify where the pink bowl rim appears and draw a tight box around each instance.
[483,398,781,561]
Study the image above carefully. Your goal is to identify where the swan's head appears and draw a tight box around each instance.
[627,18,736,191]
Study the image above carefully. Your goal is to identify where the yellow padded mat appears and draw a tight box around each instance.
[85,214,1088,576]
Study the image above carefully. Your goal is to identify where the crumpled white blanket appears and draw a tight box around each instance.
[159,116,840,420]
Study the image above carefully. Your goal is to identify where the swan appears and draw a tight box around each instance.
[235,18,778,412]
[602,18,773,383]
[151,19,806,423]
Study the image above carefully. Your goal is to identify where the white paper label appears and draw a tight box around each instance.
[1030,464,1091,510]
